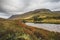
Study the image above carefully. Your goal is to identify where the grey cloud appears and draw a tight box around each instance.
[24,0,60,11]
[46,0,60,2]
[0,0,30,15]
[0,0,31,18]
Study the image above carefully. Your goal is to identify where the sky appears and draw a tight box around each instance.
[0,0,60,19]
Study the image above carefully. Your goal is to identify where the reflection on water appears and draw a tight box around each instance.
[25,23,60,32]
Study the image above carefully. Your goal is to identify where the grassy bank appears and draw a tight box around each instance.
[0,19,60,40]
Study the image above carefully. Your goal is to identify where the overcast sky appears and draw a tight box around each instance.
[0,0,60,19]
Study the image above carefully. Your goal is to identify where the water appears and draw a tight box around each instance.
[25,23,60,32]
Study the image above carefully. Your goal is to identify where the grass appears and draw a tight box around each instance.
[0,19,60,40]
[22,13,60,24]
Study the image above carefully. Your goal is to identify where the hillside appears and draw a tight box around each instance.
[0,18,60,40]
[9,9,60,24]
[9,9,52,20]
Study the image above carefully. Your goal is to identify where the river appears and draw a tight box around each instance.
[25,23,60,32]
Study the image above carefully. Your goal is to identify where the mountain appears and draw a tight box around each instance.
[9,9,52,20]
[9,9,60,24]
[0,18,60,40]
[9,9,60,20]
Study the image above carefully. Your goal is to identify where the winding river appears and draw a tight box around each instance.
[26,23,60,32]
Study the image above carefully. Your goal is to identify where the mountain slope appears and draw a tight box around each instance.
[0,19,60,40]
[9,9,60,24]
[9,9,52,19]
[9,9,60,20]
